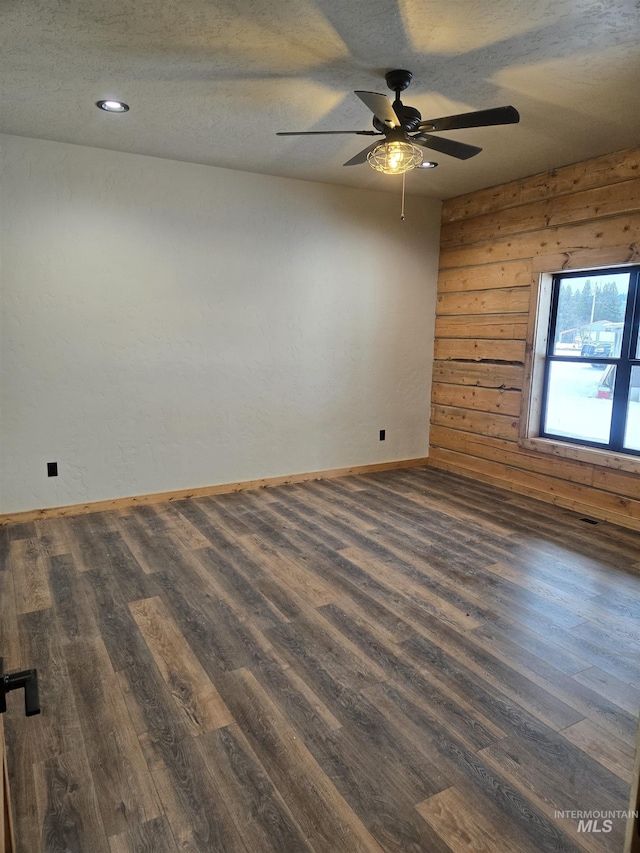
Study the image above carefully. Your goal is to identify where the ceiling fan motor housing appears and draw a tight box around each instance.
[373,102,422,134]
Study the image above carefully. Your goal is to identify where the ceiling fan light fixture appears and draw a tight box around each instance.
[367,140,423,175]
[96,100,129,113]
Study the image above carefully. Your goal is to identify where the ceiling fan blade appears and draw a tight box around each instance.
[343,141,383,167]
[419,105,520,132]
[276,130,381,136]
[413,134,482,160]
[354,91,401,128]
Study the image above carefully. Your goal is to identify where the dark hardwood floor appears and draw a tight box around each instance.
[1,466,639,852]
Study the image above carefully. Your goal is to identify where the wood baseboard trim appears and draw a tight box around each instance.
[0,457,430,526]
[425,456,640,532]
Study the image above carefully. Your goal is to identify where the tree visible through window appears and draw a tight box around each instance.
[541,267,640,453]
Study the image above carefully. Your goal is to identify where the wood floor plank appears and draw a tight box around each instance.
[158,501,299,628]
[115,649,191,745]
[572,666,640,716]
[416,785,518,853]
[0,525,10,570]
[288,482,379,533]
[191,545,289,629]
[33,749,110,853]
[108,513,163,575]
[221,667,385,853]
[402,616,585,733]
[482,560,599,610]
[363,526,589,633]
[149,504,212,551]
[264,609,385,705]
[257,653,346,735]
[81,562,155,673]
[129,596,233,735]
[48,553,100,644]
[107,816,179,853]
[4,711,42,853]
[339,545,483,631]
[368,680,579,853]
[267,526,484,648]
[274,487,589,639]
[238,532,336,608]
[561,718,636,782]
[151,563,277,678]
[10,539,52,614]
[0,569,21,670]
[320,602,506,751]
[472,618,589,675]
[468,621,640,746]
[139,729,251,853]
[195,723,315,853]
[478,741,626,853]
[471,619,591,677]
[62,514,109,573]
[34,518,70,557]
[62,632,163,837]
[480,727,630,821]
[5,522,36,541]
[17,608,83,763]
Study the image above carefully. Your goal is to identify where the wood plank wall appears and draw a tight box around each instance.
[429,146,640,530]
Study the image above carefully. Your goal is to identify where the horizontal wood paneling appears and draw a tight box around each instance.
[531,243,640,274]
[440,211,640,270]
[434,339,526,363]
[431,362,524,390]
[437,261,533,293]
[428,447,640,526]
[431,145,640,530]
[442,148,640,223]
[435,314,528,340]
[431,406,519,440]
[429,426,594,488]
[440,430,640,499]
[431,385,521,417]
[437,288,531,315]
[441,177,640,249]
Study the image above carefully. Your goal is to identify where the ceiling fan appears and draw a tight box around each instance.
[277,69,520,175]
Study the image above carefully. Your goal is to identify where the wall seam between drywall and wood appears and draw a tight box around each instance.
[429,146,640,531]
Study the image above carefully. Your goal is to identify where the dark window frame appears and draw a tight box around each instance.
[540,265,640,455]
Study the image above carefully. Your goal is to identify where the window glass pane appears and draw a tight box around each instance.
[552,272,630,358]
[544,362,615,444]
[624,366,640,451]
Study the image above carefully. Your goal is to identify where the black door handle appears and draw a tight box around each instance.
[0,658,40,717]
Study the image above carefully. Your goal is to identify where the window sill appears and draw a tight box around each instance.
[519,437,640,474]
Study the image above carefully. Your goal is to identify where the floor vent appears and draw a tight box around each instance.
[580,517,599,525]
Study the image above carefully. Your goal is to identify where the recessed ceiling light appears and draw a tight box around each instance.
[417,161,438,169]
[96,100,129,113]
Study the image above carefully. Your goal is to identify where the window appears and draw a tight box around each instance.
[540,266,640,455]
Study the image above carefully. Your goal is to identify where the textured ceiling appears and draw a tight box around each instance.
[2,0,640,198]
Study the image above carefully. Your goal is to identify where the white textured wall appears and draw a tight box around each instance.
[0,134,440,514]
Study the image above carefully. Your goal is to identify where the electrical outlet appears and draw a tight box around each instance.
[47,462,58,477]
[379,430,386,441]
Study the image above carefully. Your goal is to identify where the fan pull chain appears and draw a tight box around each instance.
[401,171,406,221]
